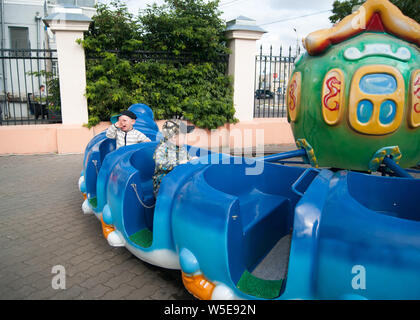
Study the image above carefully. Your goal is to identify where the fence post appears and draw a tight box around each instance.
[225,16,266,121]
[43,6,91,125]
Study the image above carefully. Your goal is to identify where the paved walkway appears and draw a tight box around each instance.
[0,153,192,300]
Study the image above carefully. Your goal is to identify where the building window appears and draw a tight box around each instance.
[54,0,96,7]
[9,27,29,57]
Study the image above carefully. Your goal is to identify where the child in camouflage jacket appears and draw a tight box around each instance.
[153,120,195,197]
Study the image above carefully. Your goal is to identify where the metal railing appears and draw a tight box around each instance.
[0,48,61,125]
[86,50,229,73]
[254,45,300,118]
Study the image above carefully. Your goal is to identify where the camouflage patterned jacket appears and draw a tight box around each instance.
[152,139,190,197]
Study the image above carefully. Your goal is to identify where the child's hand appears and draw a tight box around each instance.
[114,120,121,128]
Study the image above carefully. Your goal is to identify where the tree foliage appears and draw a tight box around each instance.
[139,0,229,60]
[81,0,235,129]
[329,0,420,24]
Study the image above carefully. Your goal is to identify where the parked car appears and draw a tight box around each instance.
[276,87,286,96]
[255,89,274,99]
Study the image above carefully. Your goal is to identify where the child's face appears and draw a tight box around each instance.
[119,115,135,132]
[169,132,186,146]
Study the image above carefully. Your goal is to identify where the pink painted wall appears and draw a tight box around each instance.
[0,119,295,155]
[155,118,294,150]
[0,122,109,155]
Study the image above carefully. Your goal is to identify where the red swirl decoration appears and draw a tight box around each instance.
[323,76,341,112]
[414,87,420,99]
[288,80,297,111]
[415,83,420,113]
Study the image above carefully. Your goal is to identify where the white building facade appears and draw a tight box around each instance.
[0,0,95,123]
[1,0,96,51]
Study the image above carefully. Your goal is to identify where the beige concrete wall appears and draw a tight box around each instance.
[0,119,294,155]
[156,118,295,150]
[0,125,59,154]
[0,122,108,155]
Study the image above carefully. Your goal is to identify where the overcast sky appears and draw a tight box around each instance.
[101,0,337,54]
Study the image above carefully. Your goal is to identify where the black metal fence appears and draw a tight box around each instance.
[86,50,229,73]
[0,48,61,125]
[254,45,300,118]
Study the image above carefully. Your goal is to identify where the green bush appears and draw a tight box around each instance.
[81,0,236,129]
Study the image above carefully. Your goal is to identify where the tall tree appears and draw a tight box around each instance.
[329,0,420,24]
[139,0,228,60]
[84,1,142,53]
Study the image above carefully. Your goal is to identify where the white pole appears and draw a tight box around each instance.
[43,6,91,125]
[225,17,266,122]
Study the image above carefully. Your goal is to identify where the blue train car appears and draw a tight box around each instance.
[171,161,420,299]
[101,142,229,268]
[78,94,419,298]
[78,103,161,218]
